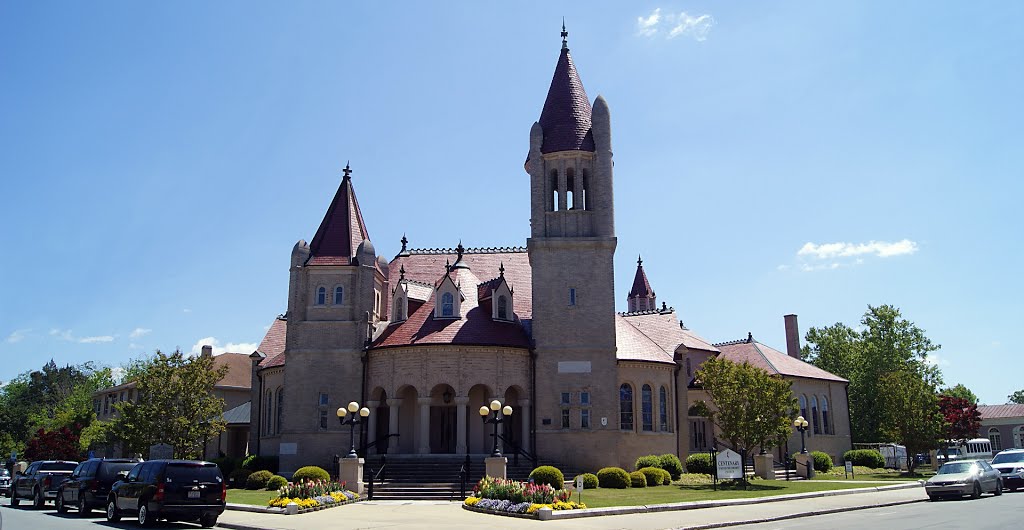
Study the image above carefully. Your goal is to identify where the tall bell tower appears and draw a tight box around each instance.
[527,25,618,465]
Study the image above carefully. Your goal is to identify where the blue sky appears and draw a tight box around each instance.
[1,2,1021,405]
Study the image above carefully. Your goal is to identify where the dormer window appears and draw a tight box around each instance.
[441,292,454,317]
[393,297,406,321]
[334,286,344,305]
[315,286,327,305]
[497,296,509,320]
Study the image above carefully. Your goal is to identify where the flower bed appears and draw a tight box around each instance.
[266,478,362,514]
[462,477,586,518]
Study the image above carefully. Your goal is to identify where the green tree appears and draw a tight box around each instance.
[1009,390,1024,405]
[802,304,942,443]
[941,384,978,405]
[109,350,229,459]
[878,370,944,471]
[693,358,797,454]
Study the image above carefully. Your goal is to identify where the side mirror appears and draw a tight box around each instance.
[117,470,129,480]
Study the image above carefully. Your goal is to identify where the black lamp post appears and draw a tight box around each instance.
[337,401,370,459]
[793,415,809,454]
[479,399,513,457]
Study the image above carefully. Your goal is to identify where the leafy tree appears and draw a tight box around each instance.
[941,384,978,405]
[24,425,82,461]
[109,350,229,459]
[1009,390,1024,405]
[692,358,797,454]
[938,395,981,458]
[878,371,944,472]
[802,304,942,443]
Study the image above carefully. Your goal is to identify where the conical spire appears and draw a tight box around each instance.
[307,163,371,265]
[627,255,656,312]
[538,23,594,154]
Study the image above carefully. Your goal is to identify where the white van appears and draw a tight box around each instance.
[939,438,994,462]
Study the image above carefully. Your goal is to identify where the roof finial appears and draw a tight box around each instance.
[343,161,352,180]
[400,233,408,252]
[499,261,505,277]
[456,240,465,258]
[445,258,451,272]
[399,264,405,280]
[747,332,753,343]
[637,254,643,266]
[561,18,568,50]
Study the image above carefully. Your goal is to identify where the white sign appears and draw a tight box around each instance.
[575,476,584,492]
[149,443,173,460]
[845,460,853,473]
[716,449,743,479]
[600,417,608,426]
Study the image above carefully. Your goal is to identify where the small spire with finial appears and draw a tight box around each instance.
[499,261,505,277]
[456,241,465,258]
[561,18,568,50]
[400,234,408,252]
[445,258,451,272]
[747,332,753,343]
[637,254,643,266]
[399,264,405,280]
[343,161,352,180]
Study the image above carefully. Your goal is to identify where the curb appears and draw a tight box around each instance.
[676,497,928,530]
[226,503,285,514]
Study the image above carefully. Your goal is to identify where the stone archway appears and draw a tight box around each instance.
[467,384,494,454]
[428,384,457,454]
[395,385,419,454]
[369,387,390,455]
[503,386,527,454]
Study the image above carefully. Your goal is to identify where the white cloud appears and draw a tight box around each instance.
[50,328,74,341]
[798,239,919,260]
[637,8,662,37]
[79,335,114,344]
[49,328,116,343]
[190,337,258,356]
[924,354,950,367]
[129,327,152,339]
[637,9,714,41]
[5,328,30,343]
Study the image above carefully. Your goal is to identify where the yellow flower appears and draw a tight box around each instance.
[464,497,480,506]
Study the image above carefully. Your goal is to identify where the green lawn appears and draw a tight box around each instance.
[226,488,280,506]
[814,467,934,481]
[571,480,875,508]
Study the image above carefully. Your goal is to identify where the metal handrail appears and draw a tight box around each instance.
[495,434,538,468]
[358,433,400,458]
[366,459,386,500]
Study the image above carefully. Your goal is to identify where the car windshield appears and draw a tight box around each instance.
[938,462,977,475]
[40,462,78,472]
[992,452,1024,464]
[99,462,140,480]
[165,463,222,483]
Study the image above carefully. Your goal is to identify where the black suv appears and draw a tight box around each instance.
[56,458,141,516]
[107,460,225,527]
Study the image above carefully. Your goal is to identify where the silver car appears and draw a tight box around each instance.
[925,459,1003,500]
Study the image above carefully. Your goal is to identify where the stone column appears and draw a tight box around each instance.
[339,457,365,494]
[794,453,815,479]
[455,397,469,454]
[485,456,508,480]
[753,453,775,480]
[386,398,401,454]
[519,399,531,453]
[417,397,432,455]
[365,400,379,454]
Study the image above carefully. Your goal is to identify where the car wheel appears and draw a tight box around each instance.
[971,482,982,499]
[928,494,937,502]
[138,502,153,527]
[10,491,19,506]
[995,480,1003,496]
[56,493,66,513]
[106,498,121,522]
[200,513,218,528]
[33,488,44,508]
[78,496,91,516]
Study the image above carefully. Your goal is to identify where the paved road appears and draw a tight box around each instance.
[736,490,1024,530]
[0,501,209,529]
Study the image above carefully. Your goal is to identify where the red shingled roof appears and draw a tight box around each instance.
[307,170,370,266]
[615,314,674,365]
[715,339,847,383]
[213,353,252,389]
[978,404,1024,420]
[257,317,287,369]
[621,311,720,354]
[628,257,654,299]
[538,47,595,154]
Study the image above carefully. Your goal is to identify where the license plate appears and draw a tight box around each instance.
[188,490,200,499]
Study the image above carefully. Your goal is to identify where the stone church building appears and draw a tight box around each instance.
[248,32,851,475]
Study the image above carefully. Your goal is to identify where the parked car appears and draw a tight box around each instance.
[56,457,142,516]
[10,460,78,508]
[0,467,11,497]
[990,448,1024,492]
[925,459,1003,501]
[106,459,225,527]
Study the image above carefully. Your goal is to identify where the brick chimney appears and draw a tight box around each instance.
[784,314,800,359]
[201,344,213,358]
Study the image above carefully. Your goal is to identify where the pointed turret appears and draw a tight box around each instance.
[627,256,656,312]
[538,24,595,154]
[307,163,371,265]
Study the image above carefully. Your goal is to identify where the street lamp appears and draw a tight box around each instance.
[479,399,513,457]
[793,416,809,454]
[337,401,370,459]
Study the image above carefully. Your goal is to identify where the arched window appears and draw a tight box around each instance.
[659,386,669,432]
[264,391,273,435]
[275,388,284,435]
[581,169,590,211]
[685,357,692,378]
[799,395,808,426]
[821,396,830,435]
[441,292,454,317]
[641,384,653,431]
[393,297,404,321]
[497,296,508,320]
[550,169,559,212]
[619,384,633,431]
[1014,425,1024,449]
[315,286,326,305]
[811,396,820,434]
[566,167,576,209]
[334,286,344,305]
[990,428,1003,452]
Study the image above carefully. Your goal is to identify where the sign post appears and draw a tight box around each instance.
[845,460,854,479]
[575,475,584,504]
[716,448,744,483]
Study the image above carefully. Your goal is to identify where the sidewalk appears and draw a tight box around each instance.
[216,482,925,530]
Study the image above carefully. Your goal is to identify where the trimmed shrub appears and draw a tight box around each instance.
[658,454,684,480]
[265,475,288,491]
[596,467,631,489]
[211,456,240,476]
[529,465,565,488]
[629,471,647,488]
[661,469,672,485]
[635,455,660,470]
[245,470,273,490]
[291,466,330,482]
[811,451,833,472]
[638,467,663,487]
[228,468,253,488]
[685,453,714,475]
[242,455,280,473]
[842,449,885,469]
[575,473,599,489]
